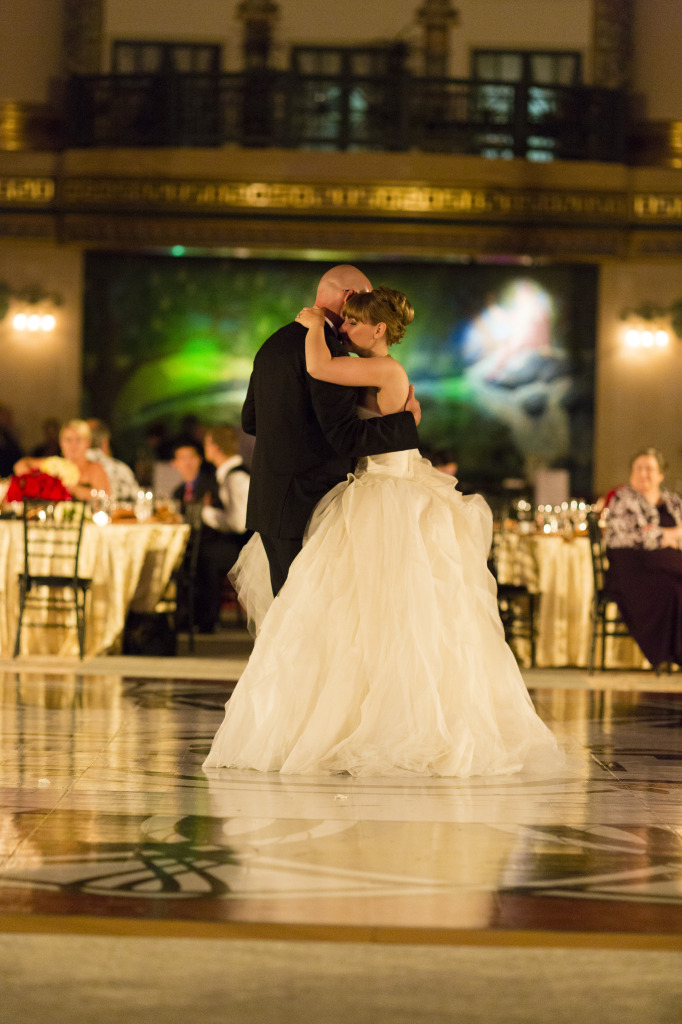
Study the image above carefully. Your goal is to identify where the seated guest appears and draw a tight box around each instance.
[194,426,252,633]
[605,446,682,669]
[171,439,217,512]
[86,418,140,501]
[14,418,111,501]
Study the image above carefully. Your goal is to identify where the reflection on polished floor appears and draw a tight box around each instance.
[1,636,681,951]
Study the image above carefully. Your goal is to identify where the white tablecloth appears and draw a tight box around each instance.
[0,520,189,657]
[493,531,646,669]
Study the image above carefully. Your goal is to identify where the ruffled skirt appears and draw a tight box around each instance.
[204,451,563,777]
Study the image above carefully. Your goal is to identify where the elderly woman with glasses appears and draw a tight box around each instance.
[605,447,682,670]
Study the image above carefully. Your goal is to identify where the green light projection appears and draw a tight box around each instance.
[83,254,597,495]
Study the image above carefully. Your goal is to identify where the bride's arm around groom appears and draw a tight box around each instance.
[240,264,420,595]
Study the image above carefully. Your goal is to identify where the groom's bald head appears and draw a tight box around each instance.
[315,265,372,315]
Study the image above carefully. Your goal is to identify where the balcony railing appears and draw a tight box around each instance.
[65,71,626,162]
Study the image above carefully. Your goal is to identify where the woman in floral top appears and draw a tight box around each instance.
[604,447,682,669]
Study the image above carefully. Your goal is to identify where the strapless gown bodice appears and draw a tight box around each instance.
[354,405,417,476]
[355,448,416,476]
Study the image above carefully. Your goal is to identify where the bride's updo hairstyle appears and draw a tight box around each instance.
[342,285,414,346]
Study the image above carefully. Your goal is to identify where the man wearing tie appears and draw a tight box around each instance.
[171,440,217,512]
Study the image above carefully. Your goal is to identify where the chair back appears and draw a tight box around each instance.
[182,501,204,575]
[21,500,88,580]
[587,511,608,594]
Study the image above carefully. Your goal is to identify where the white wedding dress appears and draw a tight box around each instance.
[204,412,563,778]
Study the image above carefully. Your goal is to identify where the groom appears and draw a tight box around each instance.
[242,264,421,595]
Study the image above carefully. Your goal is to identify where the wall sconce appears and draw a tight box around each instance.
[12,310,57,332]
[0,282,62,333]
[624,324,670,350]
[620,300,682,352]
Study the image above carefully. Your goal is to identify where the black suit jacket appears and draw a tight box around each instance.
[242,319,419,539]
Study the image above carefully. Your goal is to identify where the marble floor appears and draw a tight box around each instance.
[1,635,681,952]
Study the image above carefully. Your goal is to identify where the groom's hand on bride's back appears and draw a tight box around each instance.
[405,385,421,426]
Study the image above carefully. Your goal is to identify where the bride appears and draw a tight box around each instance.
[203,286,563,777]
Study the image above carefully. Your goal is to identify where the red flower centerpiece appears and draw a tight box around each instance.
[6,471,72,502]
[5,457,80,503]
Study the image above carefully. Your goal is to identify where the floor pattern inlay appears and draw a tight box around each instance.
[1,667,681,945]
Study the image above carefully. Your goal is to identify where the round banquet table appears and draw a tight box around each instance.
[0,519,189,658]
[492,530,647,669]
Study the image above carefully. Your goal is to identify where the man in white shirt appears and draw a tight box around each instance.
[86,419,140,501]
[195,425,251,632]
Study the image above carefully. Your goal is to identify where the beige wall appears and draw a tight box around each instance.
[0,243,83,454]
[632,0,682,120]
[0,0,63,103]
[595,262,682,497]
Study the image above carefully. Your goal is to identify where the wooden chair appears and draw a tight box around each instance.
[13,500,91,659]
[586,511,635,673]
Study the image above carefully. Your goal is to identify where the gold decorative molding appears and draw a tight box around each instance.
[633,194,682,221]
[0,103,61,153]
[629,121,682,171]
[0,169,681,256]
[2,174,681,228]
[60,178,630,221]
[0,177,55,204]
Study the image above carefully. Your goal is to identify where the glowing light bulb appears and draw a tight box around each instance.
[13,313,27,330]
[41,314,56,331]
[655,330,669,347]
[27,314,41,331]
[641,330,654,347]
[625,329,639,347]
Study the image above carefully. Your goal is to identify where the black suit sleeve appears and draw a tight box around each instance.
[242,374,256,435]
[309,375,419,459]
